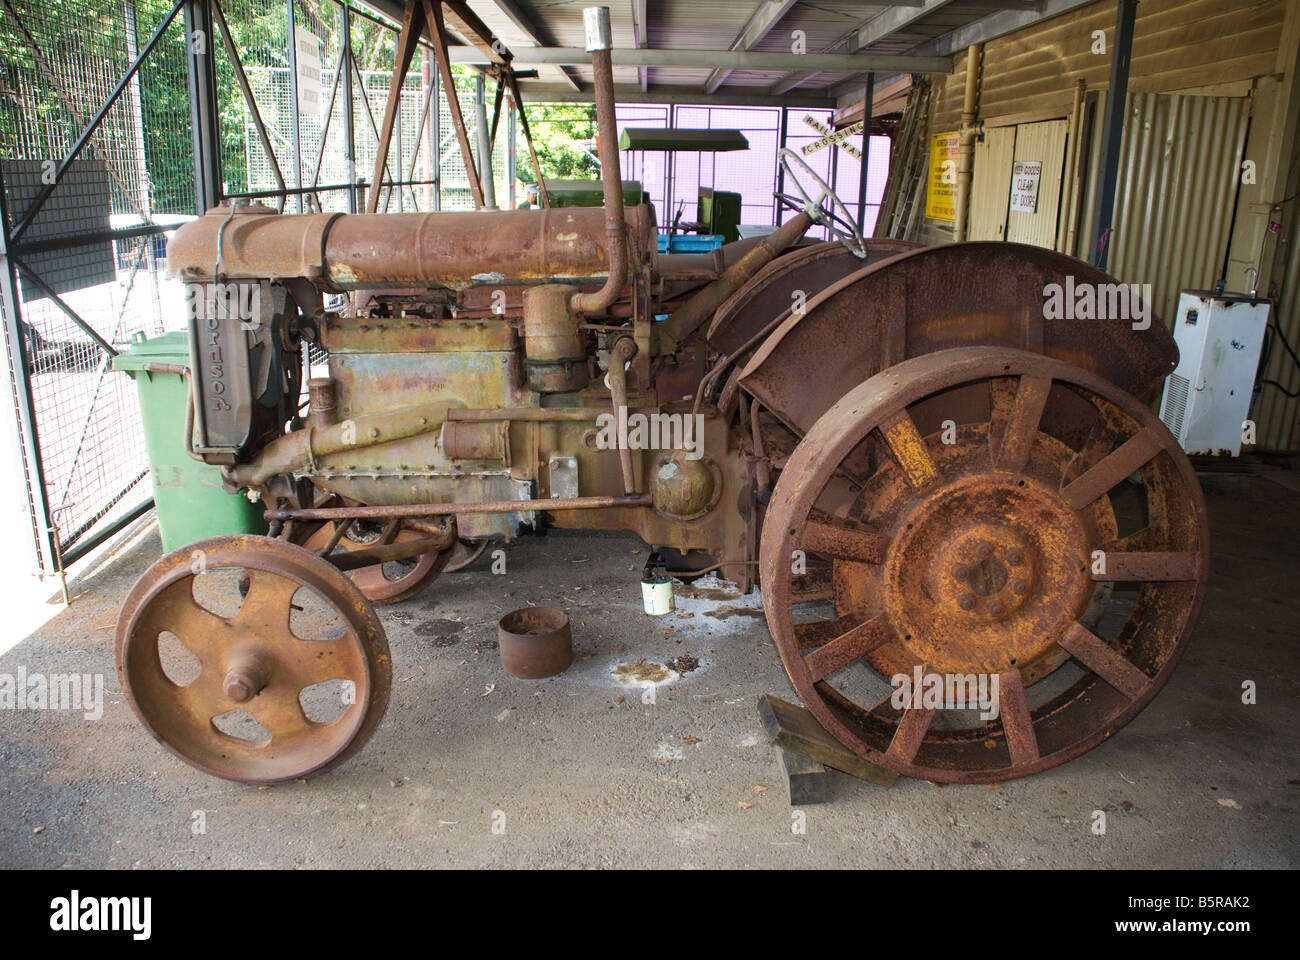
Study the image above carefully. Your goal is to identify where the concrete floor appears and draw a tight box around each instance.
[0,472,1296,869]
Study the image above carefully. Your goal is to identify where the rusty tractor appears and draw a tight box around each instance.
[116,7,1207,786]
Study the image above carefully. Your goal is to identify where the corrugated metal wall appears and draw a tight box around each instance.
[930,0,1284,132]
[1254,185,1300,452]
[922,0,1285,250]
[912,0,1300,451]
[1107,93,1250,331]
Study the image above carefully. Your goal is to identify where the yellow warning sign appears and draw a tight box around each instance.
[926,132,960,223]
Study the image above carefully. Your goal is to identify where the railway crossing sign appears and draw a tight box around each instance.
[801,115,864,160]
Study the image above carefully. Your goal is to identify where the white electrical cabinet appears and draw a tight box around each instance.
[1158,290,1269,457]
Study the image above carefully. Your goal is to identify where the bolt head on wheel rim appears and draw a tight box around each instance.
[759,347,1210,783]
[116,535,391,783]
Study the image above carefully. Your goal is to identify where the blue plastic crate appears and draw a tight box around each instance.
[657,233,724,253]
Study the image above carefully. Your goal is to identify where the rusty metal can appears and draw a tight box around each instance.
[497,607,573,679]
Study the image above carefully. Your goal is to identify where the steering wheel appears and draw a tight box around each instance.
[776,147,867,259]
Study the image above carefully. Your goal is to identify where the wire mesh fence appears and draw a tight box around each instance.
[0,0,193,570]
[218,1,513,214]
[0,0,522,576]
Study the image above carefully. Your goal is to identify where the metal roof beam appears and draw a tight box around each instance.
[362,1,514,63]
[487,0,582,91]
[770,70,818,95]
[514,82,837,109]
[857,0,960,49]
[704,0,800,94]
[767,0,947,98]
[957,2,1046,13]
[447,46,951,73]
[442,1,510,64]
[631,0,648,92]
[914,0,1096,57]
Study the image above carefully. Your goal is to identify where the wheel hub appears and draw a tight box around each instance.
[222,651,270,703]
[941,531,1028,618]
[884,474,1090,675]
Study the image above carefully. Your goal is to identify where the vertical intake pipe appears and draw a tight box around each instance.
[571,6,628,317]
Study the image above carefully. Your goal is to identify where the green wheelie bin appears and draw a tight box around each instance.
[113,331,267,552]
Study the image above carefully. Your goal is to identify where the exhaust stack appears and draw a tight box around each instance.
[570,6,628,317]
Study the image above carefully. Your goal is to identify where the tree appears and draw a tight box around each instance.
[519,101,597,182]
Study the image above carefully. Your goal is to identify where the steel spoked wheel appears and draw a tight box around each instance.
[302,521,455,604]
[759,347,1209,783]
[444,537,489,573]
[116,535,391,783]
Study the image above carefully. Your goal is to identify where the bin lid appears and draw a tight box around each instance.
[112,331,190,374]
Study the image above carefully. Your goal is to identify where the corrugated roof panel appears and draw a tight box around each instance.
[751,2,891,53]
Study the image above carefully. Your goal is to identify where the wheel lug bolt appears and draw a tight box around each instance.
[1012,578,1028,595]
[987,599,1004,616]
[951,563,969,579]
[957,593,975,610]
[975,542,992,559]
[1006,548,1023,564]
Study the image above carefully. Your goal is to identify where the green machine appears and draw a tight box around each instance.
[619,128,749,243]
[696,187,743,244]
[538,179,645,208]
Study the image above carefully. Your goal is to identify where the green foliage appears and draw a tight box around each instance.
[520,102,597,183]
[211,2,293,203]
[143,5,203,214]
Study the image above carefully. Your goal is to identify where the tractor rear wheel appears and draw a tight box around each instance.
[758,347,1209,783]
